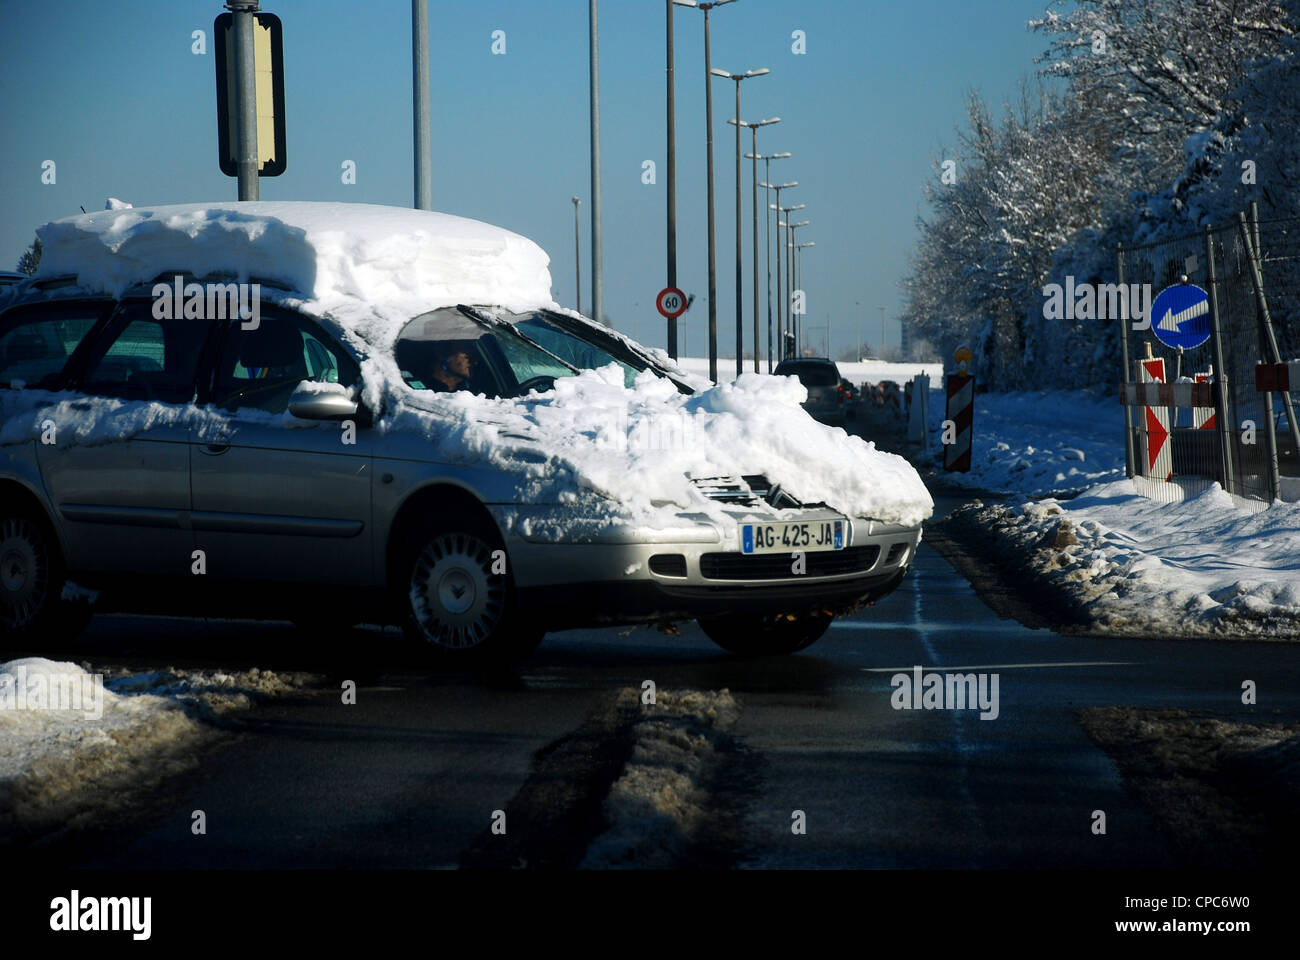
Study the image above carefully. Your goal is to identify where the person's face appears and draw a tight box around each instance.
[446,350,473,378]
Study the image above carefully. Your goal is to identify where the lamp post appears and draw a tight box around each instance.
[796,240,815,349]
[753,156,791,371]
[732,117,779,373]
[713,69,769,376]
[678,0,738,382]
[786,218,809,351]
[775,201,805,356]
[879,305,886,358]
[572,196,582,314]
[665,0,684,357]
[763,183,797,357]
[588,0,603,326]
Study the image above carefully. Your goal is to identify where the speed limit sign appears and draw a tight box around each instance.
[656,287,687,319]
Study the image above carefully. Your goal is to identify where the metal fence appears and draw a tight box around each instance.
[1118,208,1300,505]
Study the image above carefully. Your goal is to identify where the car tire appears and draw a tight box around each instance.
[396,515,543,664]
[0,506,93,647]
[696,611,833,656]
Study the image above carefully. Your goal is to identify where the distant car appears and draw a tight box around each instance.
[773,357,847,427]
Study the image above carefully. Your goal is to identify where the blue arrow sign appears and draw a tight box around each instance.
[1150,283,1211,350]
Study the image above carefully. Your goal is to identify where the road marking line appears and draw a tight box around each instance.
[861,661,1135,673]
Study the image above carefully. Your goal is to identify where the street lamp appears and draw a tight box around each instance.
[774,200,805,356]
[796,240,815,348]
[677,0,739,382]
[714,68,769,376]
[752,153,791,371]
[786,218,809,352]
[763,183,797,356]
[732,117,779,373]
[572,196,582,314]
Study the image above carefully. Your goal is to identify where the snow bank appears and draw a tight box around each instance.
[967,481,1300,637]
[581,688,739,869]
[924,388,1126,496]
[0,658,311,838]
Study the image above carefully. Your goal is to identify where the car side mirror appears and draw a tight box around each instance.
[288,380,361,421]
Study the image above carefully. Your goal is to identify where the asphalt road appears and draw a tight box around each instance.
[11,492,1299,870]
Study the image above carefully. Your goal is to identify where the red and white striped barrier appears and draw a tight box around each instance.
[1119,381,1214,407]
[1255,361,1300,392]
[943,373,974,472]
[1138,357,1171,481]
[1193,371,1216,430]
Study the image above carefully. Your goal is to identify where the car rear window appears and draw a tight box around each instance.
[776,363,838,387]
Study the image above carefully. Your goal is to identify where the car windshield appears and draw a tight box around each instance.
[483,308,645,388]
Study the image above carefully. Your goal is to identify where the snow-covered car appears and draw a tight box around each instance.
[0,202,931,661]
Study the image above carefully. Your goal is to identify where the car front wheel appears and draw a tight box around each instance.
[397,518,543,664]
[697,611,833,656]
[0,507,92,646]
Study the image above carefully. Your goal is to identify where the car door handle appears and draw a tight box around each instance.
[200,443,231,455]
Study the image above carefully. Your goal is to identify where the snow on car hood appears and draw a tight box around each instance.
[387,365,933,527]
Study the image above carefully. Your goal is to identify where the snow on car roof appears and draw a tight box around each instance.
[35,201,555,338]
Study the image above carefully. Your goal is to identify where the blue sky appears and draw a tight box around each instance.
[1,0,1051,361]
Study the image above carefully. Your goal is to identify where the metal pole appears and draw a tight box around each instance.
[232,0,260,200]
[1239,211,1300,454]
[780,223,790,351]
[733,81,743,377]
[703,8,718,381]
[773,188,783,357]
[589,0,604,326]
[764,158,772,371]
[572,197,582,314]
[750,127,759,372]
[412,0,432,210]
[665,0,678,358]
[1116,243,1136,479]
[1205,225,1236,495]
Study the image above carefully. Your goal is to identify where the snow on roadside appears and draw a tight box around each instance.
[923,388,1126,497]
[959,480,1300,637]
[0,658,314,838]
[581,688,739,868]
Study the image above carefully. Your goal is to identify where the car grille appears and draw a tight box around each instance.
[691,475,802,509]
[699,545,880,581]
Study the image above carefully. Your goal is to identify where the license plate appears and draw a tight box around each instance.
[741,519,846,554]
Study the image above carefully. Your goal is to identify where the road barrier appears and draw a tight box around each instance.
[943,373,973,472]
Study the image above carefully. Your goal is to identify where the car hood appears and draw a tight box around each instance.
[384,364,933,528]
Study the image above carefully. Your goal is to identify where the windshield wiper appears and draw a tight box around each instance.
[457,304,581,375]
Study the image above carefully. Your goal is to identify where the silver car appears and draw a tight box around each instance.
[0,208,923,663]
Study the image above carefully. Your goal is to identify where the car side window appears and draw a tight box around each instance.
[0,303,104,390]
[212,309,359,414]
[78,303,209,403]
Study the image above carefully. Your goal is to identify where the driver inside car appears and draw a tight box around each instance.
[429,344,475,392]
